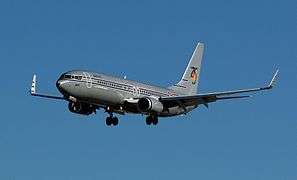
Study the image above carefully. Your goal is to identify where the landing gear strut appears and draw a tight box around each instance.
[105,111,119,127]
[146,115,158,126]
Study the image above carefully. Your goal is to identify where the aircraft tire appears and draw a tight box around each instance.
[106,117,112,126]
[152,116,158,125]
[146,116,152,125]
[112,117,119,126]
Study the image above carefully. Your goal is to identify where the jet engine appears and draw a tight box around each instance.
[137,97,164,113]
[68,102,95,115]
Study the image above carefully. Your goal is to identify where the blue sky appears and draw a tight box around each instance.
[0,0,296,179]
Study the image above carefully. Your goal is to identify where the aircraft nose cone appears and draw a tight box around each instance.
[56,80,69,95]
[56,80,65,93]
[56,80,61,89]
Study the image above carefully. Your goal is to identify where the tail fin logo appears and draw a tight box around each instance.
[190,67,198,84]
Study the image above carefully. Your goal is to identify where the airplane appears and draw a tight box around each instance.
[30,42,279,126]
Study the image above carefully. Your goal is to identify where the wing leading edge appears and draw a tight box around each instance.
[160,70,279,107]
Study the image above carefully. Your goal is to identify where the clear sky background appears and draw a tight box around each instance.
[0,0,296,179]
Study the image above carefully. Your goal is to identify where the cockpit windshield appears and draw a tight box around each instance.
[60,73,83,80]
[64,74,71,79]
[63,74,83,80]
[75,76,82,80]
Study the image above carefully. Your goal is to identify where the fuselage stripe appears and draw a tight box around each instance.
[65,78,170,97]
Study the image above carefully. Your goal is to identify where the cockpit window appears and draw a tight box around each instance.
[64,75,71,79]
[63,74,82,80]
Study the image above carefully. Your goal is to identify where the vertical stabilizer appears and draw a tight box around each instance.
[169,42,204,95]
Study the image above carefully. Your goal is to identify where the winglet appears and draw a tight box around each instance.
[268,69,279,89]
[29,74,65,100]
[31,74,37,94]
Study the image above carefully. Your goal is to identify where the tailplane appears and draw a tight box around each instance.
[169,42,204,95]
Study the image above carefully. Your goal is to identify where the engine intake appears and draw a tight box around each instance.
[137,97,164,113]
[68,102,95,115]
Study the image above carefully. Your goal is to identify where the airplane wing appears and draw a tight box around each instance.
[30,74,66,100]
[160,70,279,108]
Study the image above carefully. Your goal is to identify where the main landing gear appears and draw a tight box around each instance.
[105,110,119,127]
[146,115,158,126]
[105,107,119,126]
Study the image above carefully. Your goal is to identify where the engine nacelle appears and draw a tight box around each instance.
[137,97,164,113]
[68,102,95,115]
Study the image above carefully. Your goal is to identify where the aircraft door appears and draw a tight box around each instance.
[83,72,93,88]
[133,86,140,97]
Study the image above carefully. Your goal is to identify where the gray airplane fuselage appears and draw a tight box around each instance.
[56,70,195,117]
[31,42,278,126]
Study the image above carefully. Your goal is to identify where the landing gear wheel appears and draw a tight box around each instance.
[146,116,152,125]
[152,117,158,125]
[106,116,119,126]
[112,117,119,126]
[106,117,112,126]
[146,115,158,126]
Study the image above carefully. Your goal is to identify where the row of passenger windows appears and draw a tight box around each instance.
[94,79,169,96]
[95,79,166,96]
[96,80,134,92]
[64,74,169,96]
[140,88,169,96]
